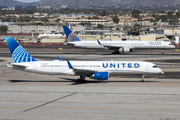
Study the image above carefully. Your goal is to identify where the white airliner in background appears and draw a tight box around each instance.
[38,32,63,39]
[63,26,175,54]
[5,37,163,82]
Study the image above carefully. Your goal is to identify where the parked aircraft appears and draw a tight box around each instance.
[63,26,175,54]
[37,33,63,39]
[5,37,163,82]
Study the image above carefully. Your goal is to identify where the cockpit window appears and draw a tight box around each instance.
[169,44,173,45]
[153,65,158,68]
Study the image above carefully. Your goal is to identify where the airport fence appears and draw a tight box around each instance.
[0,42,66,47]
[174,43,180,47]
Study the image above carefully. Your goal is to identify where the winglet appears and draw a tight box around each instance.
[57,56,62,61]
[110,38,113,41]
[97,39,101,45]
[66,59,73,69]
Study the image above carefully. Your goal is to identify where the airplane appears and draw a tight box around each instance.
[5,37,163,82]
[37,32,63,39]
[63,26,175,54]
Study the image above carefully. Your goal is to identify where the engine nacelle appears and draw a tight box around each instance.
[118,47,133,53]
[90,72,109,80]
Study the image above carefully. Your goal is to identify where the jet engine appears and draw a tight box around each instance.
[90,72,109,80]
[118,47,134,53]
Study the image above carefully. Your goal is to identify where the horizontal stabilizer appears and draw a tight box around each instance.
[7,63,27,70]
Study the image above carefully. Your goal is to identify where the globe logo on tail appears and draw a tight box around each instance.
[12,45,36,63]
[68,32,81,42]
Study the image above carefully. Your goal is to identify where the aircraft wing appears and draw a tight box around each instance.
[97,40,122,49]
[97,40,134,49]
[102,44,134,50]
[72,68,97,74]
[66,60,99,74]
[102,44,123,49]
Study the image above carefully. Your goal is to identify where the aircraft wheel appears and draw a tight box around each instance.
[141,75,145,82]
[77,79,86,83]
[162,50,165,54]
[112,52,119,54]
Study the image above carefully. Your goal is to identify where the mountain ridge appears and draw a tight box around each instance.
[0,0,24,6]
[38,0,180,8]
[2,0,180,8]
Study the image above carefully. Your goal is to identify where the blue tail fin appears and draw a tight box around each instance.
[5,37,37,63]
[62,26,81,42]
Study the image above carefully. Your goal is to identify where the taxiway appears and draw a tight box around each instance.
[0,47,180,120]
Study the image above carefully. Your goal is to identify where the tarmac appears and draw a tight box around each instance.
[0,47,180,120]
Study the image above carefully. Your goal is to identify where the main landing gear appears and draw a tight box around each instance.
[77,74,86,83]
[162,50,165,54]
[112,50,119,54]
[141,75,145,82]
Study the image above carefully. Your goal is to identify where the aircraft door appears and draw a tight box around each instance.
[146,64,149,70]
[33,63,37,71]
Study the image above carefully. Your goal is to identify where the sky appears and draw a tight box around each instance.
[14,0,40,3]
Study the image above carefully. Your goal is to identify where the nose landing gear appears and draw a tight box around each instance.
[162,50,165,54]
[141,75,145,82]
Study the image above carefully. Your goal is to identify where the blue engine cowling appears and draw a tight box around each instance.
[90,72,109,80]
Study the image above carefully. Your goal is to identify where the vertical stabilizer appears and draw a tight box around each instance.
[63,26,81,42]
[5,37,37,63]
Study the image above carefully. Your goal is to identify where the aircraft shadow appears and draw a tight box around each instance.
[8,80,72,83]
[8,79,105,85]
[8,78,159,85]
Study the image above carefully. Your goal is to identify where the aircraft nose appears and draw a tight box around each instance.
[159,68,163,74]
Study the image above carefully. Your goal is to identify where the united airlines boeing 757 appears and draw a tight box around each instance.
[63,26,175,54]
[5,37,163,82]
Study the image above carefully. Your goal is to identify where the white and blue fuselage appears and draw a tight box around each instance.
[67,40,175,49]
[63,26,175,53]
[8,61,162,76]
